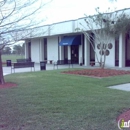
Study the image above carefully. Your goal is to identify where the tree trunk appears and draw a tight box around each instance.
[102,50,106,69]
[0,51,5,84]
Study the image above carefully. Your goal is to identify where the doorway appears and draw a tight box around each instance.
[71,45,79,63]
[64,46,68,61]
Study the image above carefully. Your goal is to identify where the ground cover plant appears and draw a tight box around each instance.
[0,69,130,130]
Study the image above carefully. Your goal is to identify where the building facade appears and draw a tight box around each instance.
[24,9,130,68]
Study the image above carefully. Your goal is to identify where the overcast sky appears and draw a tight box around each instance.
[40,0,130,25]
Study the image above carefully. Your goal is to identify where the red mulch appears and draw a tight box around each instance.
[62,68,130,78]
[0,82,17,89]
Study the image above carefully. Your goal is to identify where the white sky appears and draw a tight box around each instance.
[40,0,130,25]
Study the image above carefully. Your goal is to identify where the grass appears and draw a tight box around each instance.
[0,69,130,130]
[2,54,25,62]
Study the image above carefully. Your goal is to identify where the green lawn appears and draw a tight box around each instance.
[2,54,25,62]
[0,69,130,130]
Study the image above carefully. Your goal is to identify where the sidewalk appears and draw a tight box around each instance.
[3,63,90,76]
[3,63,52,75]
[3,63,130,76]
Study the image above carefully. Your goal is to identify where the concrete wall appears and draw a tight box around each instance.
[95,36,115,67]
[105,37,115,67]
[50,21,75,35]
[19,8,130,40]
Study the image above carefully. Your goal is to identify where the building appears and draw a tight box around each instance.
[23,8,130,68]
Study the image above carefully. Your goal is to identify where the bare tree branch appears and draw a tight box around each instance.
[0,0,52,84]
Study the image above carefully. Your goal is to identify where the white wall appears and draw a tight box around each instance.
[18,8,130,40]
[31,39,40,63]
[50,21,74,35]
[47,36,59,63]
[95,36,115,67]
[105,37,115,67]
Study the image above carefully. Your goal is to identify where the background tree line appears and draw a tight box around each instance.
[2,44,25,55]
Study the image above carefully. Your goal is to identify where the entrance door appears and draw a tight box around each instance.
[71,45,79,63]
[64,46,68,61]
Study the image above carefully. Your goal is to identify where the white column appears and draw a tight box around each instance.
[84,36,90,66]
[59,46,64,60]
[119,32,125,68]
[79,34,83,64]
[39,38,43,61]
[79,45,83,64]
[68,46,71,60]
[59,36,64,60]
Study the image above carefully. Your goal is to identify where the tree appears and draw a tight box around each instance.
[112,13,130,35]
[0,0,51,84]
[76,8,130,69]
[13,45,23,55]
[2,46,11,54]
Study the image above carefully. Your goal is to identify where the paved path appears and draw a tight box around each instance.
[108,83,130,91]
[3,63,53,75]
[3,64,130,76]
[3,63,93,76]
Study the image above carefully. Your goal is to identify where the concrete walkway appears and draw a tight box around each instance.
[3,63,130,76]
[3,63,95,76]
[108,83,130,91]
[3,63,53,75]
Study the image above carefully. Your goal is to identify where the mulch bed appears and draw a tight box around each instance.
[0,82,17,89]
[62,68,130,78]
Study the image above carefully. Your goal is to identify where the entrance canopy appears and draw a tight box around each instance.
[59,35,81,46]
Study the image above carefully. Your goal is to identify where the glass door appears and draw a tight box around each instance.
[71,45,79,64]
